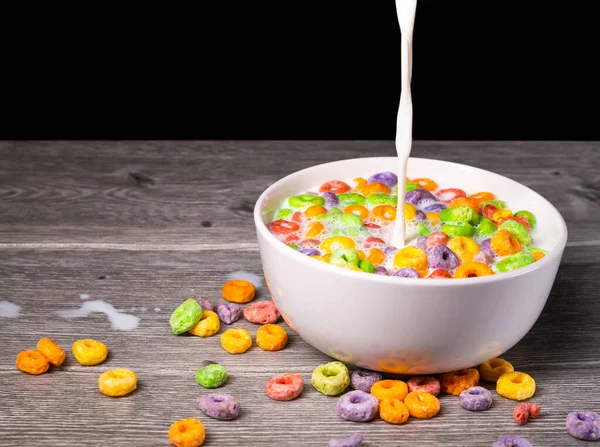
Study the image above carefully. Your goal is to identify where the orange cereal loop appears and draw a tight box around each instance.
[222,279,256,304]
[36,337,66,367]
[491,229,522,256]
[468,191,495,206]
[404,203,417,221]
[360,182,392,195]
[344,205,370,220]
[447,236,480,262]
[532,251,545,262]
[306,221,325,238]
[368,248,385,266]
[356,249,366,261]
[440,368,480,395]
[478,357,515,382]
[304,205,327,218]
[372,205,396,221]
[412,178,438,191]
[454,261,494,278]
[352,177,368,192]
[168,417,206,447]
[370,380,409,402]
[393,246,428,273]
[404,391,441,418]
[256,323,288,351]
[16,350,50,375]
[449,197,480,213]
[379,398,410,424]
[426,211,440,226]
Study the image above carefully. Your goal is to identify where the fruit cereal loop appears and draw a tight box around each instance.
[328,432,364,447]
[16,350,50,375]
[565,410,600,441]
[458,386,493,411]
[256,323,288,351]
[514,402,541,425]
[243,300,281,324]
[379,398,410,424]
[168,417,205,447]
[188,310,220,337]
[393,246,428,273]
[197,393,240,420]
[98,368,137,397]
[320,180,351,194]
[496,371,536,401]
[370,380,409,402]
[336,390,379,422]
[220,328,252,354]
[491,229,522,256]
[195,363,228,388]
[350,369,383,393]
[404,391,441,419]
[36,337,66,367]
[222,279,256,303]
[266,373,304,401]
[447,236,480,262]
[478,357,515,382]
[72,339,108,366]
[454,261,494,278]
[426,231,449,249]
[170,299,203,335]
[311,361,350,396]
[440,368,480,395]
[216,303,242,324]
[407,376,440,396]
[492,436,533,447]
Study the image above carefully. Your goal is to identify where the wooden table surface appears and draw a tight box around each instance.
[1,141,599,446]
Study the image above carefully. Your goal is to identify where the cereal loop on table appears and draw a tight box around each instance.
[336,390,379,422]
[266,373,304,401]
[379,398,410,424]
[565,410,600,441]
[447,237,480,262]
[514,402,541,425]
[412,178,438,191]
[320,180,351,194]
[72,339,108,366]
[98,368,137,397]
[328,433,363,447]
[195,363,228,388]
[243,300,281,324]
[36,337,66,367]
[407,376,440,396]
[492,436,533,447]
[222,279,256,304]
[478,357,515,382]
[312,361,350,396]
[404,391,441,419]
[496,371,536,401]
[189,310,220,337]
[459,386,493,411]
[454,261,494,278]
[440,368,480,395]
[393,246,428,273]
[16,350,50,375]
[370,380,409,402]
[170,299,204,335]
[221,328,252,354]
[256,324,288,351]
[320,236,356,254]
[168,417,205,447]
[198,393,240,420]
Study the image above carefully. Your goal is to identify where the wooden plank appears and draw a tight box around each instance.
[0,141,598,245]
[1,247,598,446]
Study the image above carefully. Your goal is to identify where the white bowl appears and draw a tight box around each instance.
[253,157,568,374]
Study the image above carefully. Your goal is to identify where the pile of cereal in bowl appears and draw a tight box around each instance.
[267,172,546,279]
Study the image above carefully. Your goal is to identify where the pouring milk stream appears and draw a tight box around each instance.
[390,0,417,249]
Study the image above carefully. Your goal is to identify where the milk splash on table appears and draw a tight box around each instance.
[390,0,417,249]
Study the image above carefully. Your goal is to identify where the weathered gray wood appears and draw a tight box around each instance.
[0,141,599,446]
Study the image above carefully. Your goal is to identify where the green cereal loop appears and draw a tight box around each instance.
[288,194,325,209]
[440,222,475,238]
[475,217,497,237]
[311,361,350,396]
[276,208,293,220]
[366,193,397,207]
[338,193,366,207]
[169,298,203,335]
[341,226,368,237]
[480,200,506,209]
[287,243,299,250]
[496,251,535,272]
[195,363,228,388]
[440,206,480,225]
[529,247,547,254]
[330,248,360,267]
[340,213,364,228]
[514,210,537,228]
[406,182,418,192]
[317,208,342,224]
[498,219,532,246]
[418,222,431,237]
[359,259,376,273]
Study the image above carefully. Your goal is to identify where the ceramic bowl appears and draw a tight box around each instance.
[253,157,568,374]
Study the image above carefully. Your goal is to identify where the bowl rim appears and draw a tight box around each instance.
[253,156,569,286]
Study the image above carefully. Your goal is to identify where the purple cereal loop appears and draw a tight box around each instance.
[336,390,379,422]
[298,248,320,256]
[415,210,427,222]
[367,172,398,188]
[383,246,398,256]
[350,369,383,393]
[565,410,600,441]
[405,188,437,205]
[427,245,460,270]
[492,436,533,447]
[321,191,339,207]
[415,236,428,251]
[393,268,420,278]
[458,386,493,411]
[195,297,214,311]
[423,202,447,212]
[197,393,240,420]
[217,303,242,324]
[328,432,364,447]
[480,238,496,258]
[374,266,389,276]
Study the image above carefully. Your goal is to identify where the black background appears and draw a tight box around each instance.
[1,2,598,140]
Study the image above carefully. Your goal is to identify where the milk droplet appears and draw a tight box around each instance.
[80,293,90,300]
[154,307,161,312]
[56,300,140,331]
[226,270,263,289]
[0,300,22,318]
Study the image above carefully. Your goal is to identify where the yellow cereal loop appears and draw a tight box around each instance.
[72,339,108,366]
[98,368,137,397]
[188,310,220,337]
[447,236,480,262]
[393,246,428,273]
[478,357,515,382]
[368,248,385,266]
[256,324,288,351]
[306,221,325,238]
[426,212,440,226]
[404,203,417,221]
[304,205,327,218]
[496,371,536,400]
[532,251,545,262]
[320,236,356,254]
[221,328,252,354]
